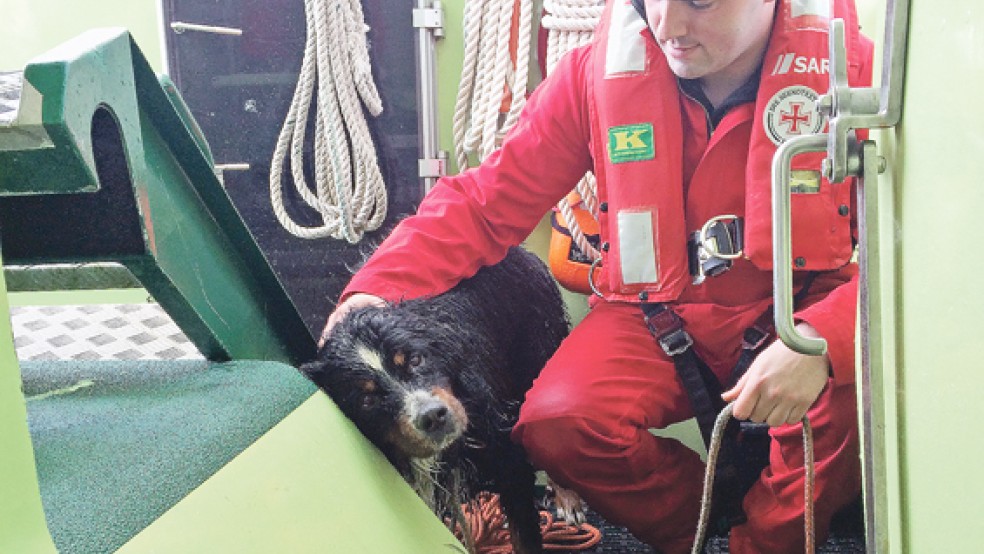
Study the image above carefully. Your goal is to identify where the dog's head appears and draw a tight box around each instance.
[301,304,474,466]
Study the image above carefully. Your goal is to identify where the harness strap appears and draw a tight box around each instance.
[641,303,722,445]
[642,301,745,529]
[641,271,823,530]
[728,270,821,388]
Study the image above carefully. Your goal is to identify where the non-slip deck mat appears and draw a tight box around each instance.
[11,306,863,553]
[21,359,315,554]
[12,303,202,361]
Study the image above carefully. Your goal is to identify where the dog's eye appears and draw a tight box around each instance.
[360,393,379,411]
[408,353,423,368]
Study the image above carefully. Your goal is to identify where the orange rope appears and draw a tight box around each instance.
[451,491,602,553]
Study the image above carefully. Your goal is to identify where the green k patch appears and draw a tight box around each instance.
[607,123,655,164]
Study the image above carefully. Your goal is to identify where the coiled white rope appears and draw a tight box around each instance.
[449,0,601,257]
[542,0,604,261]
[269,0,387,243]
[542,0,603,73]
[452,0,534,170]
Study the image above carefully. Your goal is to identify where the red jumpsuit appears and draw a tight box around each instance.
[343,1,871,551]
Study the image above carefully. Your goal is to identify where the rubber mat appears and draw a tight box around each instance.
[575,506,865,553]
[21,358,315,554]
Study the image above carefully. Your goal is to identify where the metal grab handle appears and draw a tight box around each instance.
[414,0,446,192]
[773,0,909,354]
[771,133,829,356]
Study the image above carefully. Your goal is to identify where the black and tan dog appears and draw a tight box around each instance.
[301,246,572,553]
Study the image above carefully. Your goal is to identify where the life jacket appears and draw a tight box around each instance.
[560,0,871,302]
[549,190,602,293]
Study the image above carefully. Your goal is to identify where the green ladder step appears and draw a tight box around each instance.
[0,28,314,365]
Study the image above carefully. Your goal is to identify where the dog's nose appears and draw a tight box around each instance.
[415,403,450,434]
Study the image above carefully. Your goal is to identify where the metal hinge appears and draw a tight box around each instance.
[413,3,445,38]
[818,1,909,183]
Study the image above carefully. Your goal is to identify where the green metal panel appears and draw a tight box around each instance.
[861,0,984,551]
[891,1,984,550]
[0,252,57,553]
[0,29,315,365]
[117,395,463,554]
[0,32,136,196]
[0,0,162,72]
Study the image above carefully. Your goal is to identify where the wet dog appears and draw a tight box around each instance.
[301,247,571,554]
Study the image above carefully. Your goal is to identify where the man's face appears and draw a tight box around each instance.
[644,0,776,84]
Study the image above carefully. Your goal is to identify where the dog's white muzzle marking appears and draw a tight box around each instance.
[404,390,462,448]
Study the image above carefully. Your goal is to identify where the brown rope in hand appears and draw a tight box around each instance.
[691,402,816,554]
[451,491,602,553]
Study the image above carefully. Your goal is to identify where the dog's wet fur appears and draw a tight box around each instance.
[302,247,571,553]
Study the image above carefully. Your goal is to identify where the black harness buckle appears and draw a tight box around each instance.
[741,322,771,352]
[642,304,694,357]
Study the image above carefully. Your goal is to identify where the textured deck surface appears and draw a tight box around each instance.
[12,303,202,361]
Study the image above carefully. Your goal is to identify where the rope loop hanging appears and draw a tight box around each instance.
[452,0,534,170]
[269,0,387,243]
[542,0,604,262]
[542,0,604,74]
[450,1,602,261]
[691,403,817,554]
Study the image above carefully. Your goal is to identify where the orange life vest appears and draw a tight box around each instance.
[552,0,872,300]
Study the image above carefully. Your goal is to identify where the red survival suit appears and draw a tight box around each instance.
[343,0,873,551]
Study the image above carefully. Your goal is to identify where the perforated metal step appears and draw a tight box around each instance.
[0,71,21,125]
[11,303,203,361]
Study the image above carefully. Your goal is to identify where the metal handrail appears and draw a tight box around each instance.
[771,133,830,356]
[772,0,909,355]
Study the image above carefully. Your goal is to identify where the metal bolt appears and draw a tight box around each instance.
[821,158,833,181]
[877,156,887,174]
[794,257,806,268]
[638,291,649,301]
[816,94,835,118]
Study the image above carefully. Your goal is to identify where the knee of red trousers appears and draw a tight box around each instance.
[511,382,654,487]
[512,410,635,484]
[511,411,703,553]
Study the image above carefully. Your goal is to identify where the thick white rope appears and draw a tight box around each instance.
[691,403,817,554]
[269,0,387,243]
[449,1,601,257]
[542,0,604,261]
[542,0,603,73]
[452,0,534,170]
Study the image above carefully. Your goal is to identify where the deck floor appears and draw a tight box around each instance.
[10,302,865,553]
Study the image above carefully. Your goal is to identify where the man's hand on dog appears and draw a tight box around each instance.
[721,322,830,428]
[320,293,387,347]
